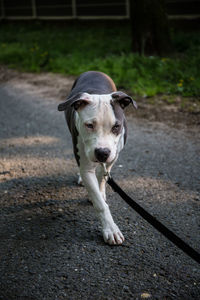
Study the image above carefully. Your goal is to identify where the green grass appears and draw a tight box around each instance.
[0,22,200,98]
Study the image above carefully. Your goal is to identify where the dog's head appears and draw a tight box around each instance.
[58,92,137,164]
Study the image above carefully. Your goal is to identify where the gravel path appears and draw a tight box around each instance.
[0,80,199,300]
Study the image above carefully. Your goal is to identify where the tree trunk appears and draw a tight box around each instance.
[130,0,172,55]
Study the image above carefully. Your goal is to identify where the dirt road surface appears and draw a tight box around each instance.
[0,72,200,300]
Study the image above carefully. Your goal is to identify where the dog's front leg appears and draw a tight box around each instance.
[80,163,124,245]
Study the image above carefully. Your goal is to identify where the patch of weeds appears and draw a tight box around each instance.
[0,23,199,101]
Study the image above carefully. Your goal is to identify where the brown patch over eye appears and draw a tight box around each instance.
[112,123,121,135]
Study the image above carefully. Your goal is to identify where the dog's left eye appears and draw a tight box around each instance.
[85,123,94,129]
[112,124,120,134]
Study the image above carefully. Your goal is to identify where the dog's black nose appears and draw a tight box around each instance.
[95,147,111,162]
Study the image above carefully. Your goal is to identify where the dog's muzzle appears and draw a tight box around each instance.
[95,147,111,163]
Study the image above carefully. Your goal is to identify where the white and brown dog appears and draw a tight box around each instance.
[58,71,137,245]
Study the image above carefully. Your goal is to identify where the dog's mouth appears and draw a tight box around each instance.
[92,158,106,163]
[92,156,116,164]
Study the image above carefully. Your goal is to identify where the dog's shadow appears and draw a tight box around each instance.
[0,174,111,250]
[1,198,104,249]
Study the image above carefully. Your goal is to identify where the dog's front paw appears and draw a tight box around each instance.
[102,224,125,245]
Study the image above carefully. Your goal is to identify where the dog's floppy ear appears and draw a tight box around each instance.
[72,98,91,111]
[111,92,137,109]
[58,93,91,111]
[58,101,69,111]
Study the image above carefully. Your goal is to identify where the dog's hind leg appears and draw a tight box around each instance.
[77,172,83,185]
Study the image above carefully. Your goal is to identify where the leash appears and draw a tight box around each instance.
[102,165,200,264]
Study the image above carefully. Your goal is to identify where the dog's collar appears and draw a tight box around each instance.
[101,163,110,181]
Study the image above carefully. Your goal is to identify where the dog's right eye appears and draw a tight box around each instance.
[85,123,94,129]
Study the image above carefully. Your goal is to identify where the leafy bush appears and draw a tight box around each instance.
[0,23,199,97]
